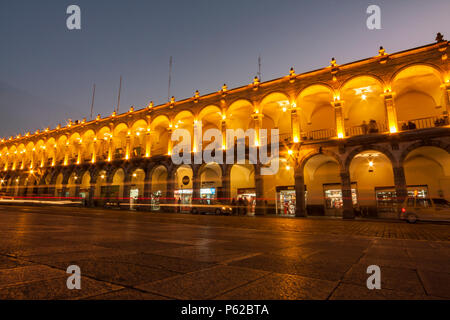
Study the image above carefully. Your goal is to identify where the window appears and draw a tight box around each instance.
[416,198,432,208]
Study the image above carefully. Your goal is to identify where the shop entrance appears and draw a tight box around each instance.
[275,186,296,216]
[323,183,358,216]
[175,189,193,213]
[129,188,139,210]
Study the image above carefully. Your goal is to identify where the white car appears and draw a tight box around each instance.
[400,197,450,223]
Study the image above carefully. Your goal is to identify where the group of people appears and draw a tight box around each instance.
[401,121,417,131]
[230,197,252,215]
[360,119,379,134]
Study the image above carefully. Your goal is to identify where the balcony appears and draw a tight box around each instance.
[399,115,449,131]
[302,128,336,141]
[346,122,387,137]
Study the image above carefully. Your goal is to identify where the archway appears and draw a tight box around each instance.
[150,116,171,156]
[54,173,64,198]
[349,150,395,218]
[94,170,107,205]
[150,165,168,211]
[199,162,222,202]
[303,154,343,216]
[260,92,292,144]
[112,123,129,160]
[230,163,255,215]
[111,168,125,200]
[174,165,193,212]
[296,85,336,140]
[96,127,111,161]
[67,172,78,198]
[392,65,445,129]
[403,146,450,200]
[130,120,148,158]
[262,156,295,216]
[341,76,386,136]
[79,171,91,204]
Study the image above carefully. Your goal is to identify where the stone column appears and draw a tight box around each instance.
[165,168,175,212]
[393,166,407,204]
[332,100,345,138]
[88,181,95,207]
[341,171,354,219]
[294,166,306,217]
[107,138,113,161]
[192,166,201,205]
[384,91,398,133]
[125,134,131,160]
[221,164,230,204]
[253,113,263,147]
[221,119,227,150]
[254,164,264,215]
[145,131,152,157]
[168,128,173,155]
[291,105,301,143]
[91,139,97,164]
[123,173,132,206]
[143,169,152,210]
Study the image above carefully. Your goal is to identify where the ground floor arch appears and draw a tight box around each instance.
[151,165,168,211]
[349,150,395,217]
[403,146,450,200]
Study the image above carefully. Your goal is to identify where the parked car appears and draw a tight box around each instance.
[400,197,450,223]
[191,200,233,215]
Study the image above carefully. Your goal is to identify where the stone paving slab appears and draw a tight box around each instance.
[229,254,352,281]
[215,273,338,300]
[136,265,269,299]
[0,275,122,300]
[0,265,67,289]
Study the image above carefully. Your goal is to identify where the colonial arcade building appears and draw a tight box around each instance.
[1,37,450,219]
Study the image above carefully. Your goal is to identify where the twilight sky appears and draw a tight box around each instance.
[1,0,449,138]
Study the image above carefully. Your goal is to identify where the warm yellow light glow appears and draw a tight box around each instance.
[293,136,299,143]
[136,132,140,136]
[222,114,226,120]
[255,109,259,114]
[286,165,290,171]
[390,126,397,133]
[288,149,293,155]
[338,132,344,139]
[132,173,137,177]
[30,169,34,174]
[368,161,374,167]
[222,144,226,150]
[361,94,366,100]
[282,107,287,112]
[101,175,105,179]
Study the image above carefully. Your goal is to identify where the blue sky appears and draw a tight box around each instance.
[1,0,449,138]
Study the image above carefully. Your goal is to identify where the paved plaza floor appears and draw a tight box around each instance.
[0,205,449,300]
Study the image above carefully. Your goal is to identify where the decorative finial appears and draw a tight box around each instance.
[194,90,199,98]
[148,101,153,109]
[96,114,101,120]
[222,84,227,92]
[289,67,295,76]
[170,96,175,104]
[253,76,260,85]
[129,106,134,112]
[436,32,445,42]
[330,57,337,67]
[112,111,116,117]
[379,46,386,55]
